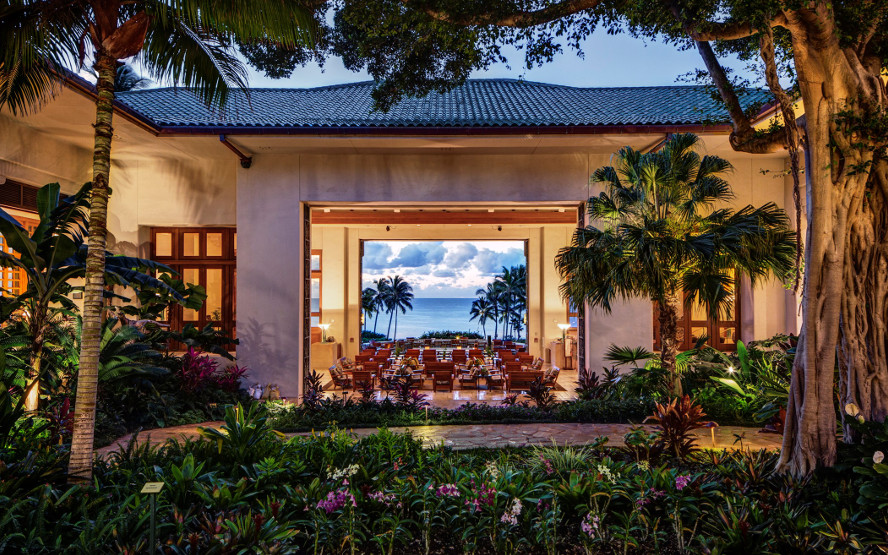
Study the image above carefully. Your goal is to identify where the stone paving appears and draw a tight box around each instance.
[98,420,781,458]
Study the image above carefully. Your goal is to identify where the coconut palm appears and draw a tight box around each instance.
[495,265,526,339]
[361,287,376,332]
[383,275,413,341]
[476,283,502,340]
[556,133,795,396]
[0,0,314,482]
[469,295,493,337]
[371,278,388,335]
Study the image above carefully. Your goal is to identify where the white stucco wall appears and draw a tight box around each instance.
[2,93,804,394]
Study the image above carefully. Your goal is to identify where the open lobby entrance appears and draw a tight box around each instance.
[307,204,581,406]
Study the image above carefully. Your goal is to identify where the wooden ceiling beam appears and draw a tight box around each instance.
[311,210,577,225]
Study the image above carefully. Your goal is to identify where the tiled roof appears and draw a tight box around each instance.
[115,79,771,129]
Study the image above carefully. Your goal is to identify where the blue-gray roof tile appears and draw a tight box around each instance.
[115,79,771,129]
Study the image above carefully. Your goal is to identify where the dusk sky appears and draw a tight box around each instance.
[362,241,526,299]
[245,32,760,90]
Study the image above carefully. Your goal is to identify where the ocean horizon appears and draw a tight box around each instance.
[365,297,495,339]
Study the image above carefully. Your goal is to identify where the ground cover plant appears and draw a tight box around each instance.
[1,400,886,553]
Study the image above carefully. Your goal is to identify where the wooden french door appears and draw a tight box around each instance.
[652,271,740,352]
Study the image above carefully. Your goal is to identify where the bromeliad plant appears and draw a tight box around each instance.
[556,133,795,396]
[645,395,709,460]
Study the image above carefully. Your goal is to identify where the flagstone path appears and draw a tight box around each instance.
[97,421,781,458]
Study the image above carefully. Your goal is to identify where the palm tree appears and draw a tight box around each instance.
[476,283,502,340]
[495,265,526,339]
[371,277,388,335]
[556,133,795,396]
[361,287,376,332]
[469,295,493,337]
[383,275,413,341]
[0,0,313,482]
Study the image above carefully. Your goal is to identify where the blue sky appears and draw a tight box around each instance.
[245,31,759,89]
[363,241,526,298]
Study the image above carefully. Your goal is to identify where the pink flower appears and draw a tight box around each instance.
[675,475,692,491]
[435,484,460,498]
[316,489,357,514]
[581,514,600,539]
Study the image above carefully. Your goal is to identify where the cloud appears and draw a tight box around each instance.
[443,243,479,267]
[391,242,447,268]
[473,247,526,274]
[432,268,458,278]
[363,242,393,269]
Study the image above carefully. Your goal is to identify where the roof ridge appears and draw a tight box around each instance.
[115,79,767,96]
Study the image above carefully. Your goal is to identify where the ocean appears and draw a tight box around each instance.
[367,297,485,339]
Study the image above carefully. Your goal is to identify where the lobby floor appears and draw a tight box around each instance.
[319,367,580,409]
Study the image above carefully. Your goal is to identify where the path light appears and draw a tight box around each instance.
[726,366,736,375]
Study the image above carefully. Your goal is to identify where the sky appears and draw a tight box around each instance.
[362,241,526,298]
[244,32,759,90]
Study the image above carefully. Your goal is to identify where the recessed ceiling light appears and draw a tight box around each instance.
[394,209,401,213]
[467,224,472,227]
[488,208,495,213]
[558,208,565,213]
[323,208,331,213]
[416,224,421,227]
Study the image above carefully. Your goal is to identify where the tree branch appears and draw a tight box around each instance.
[409,0,603,28]
[688,13,788,41]
[760,25,804,290]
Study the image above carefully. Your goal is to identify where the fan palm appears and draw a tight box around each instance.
[383,275,414,341]
[0,0,314,481]
[556,133,795,396]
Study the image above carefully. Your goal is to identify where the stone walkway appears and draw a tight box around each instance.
[97,421,781,458]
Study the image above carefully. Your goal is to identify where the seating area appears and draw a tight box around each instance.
[325,345,566,403]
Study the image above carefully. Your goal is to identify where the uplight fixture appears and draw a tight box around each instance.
[726,366,736,375]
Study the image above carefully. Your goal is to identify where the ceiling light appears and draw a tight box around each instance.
[394,209,401,213]
[467,224,472,227]
[488,208,495,213]
[558,208,565,213]
[323,208,331,213]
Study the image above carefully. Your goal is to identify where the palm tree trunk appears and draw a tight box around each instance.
[393,310,398,341]
[658,294,682,397]
[67,53,116,483]
[373,309,380,334]
[386,309,394,340]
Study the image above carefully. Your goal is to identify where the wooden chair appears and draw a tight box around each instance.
[377,349,392,359]
[422,349,438,362]
[518,354,535,365]
[405,349,421,358]
[457,368,479,389]
[506,371,543,391]
[468,349,485,359]
[504,362,524,374]
[486,371,505,390]
[432,371,454,392]
[328,364,352,389]
[353,370,375,389]
[451,350,467,365]
[543,367,561,386]
[363,361,380,376]
[355,354,373,365]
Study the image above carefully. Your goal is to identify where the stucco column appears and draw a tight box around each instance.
[236,155,305,398]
